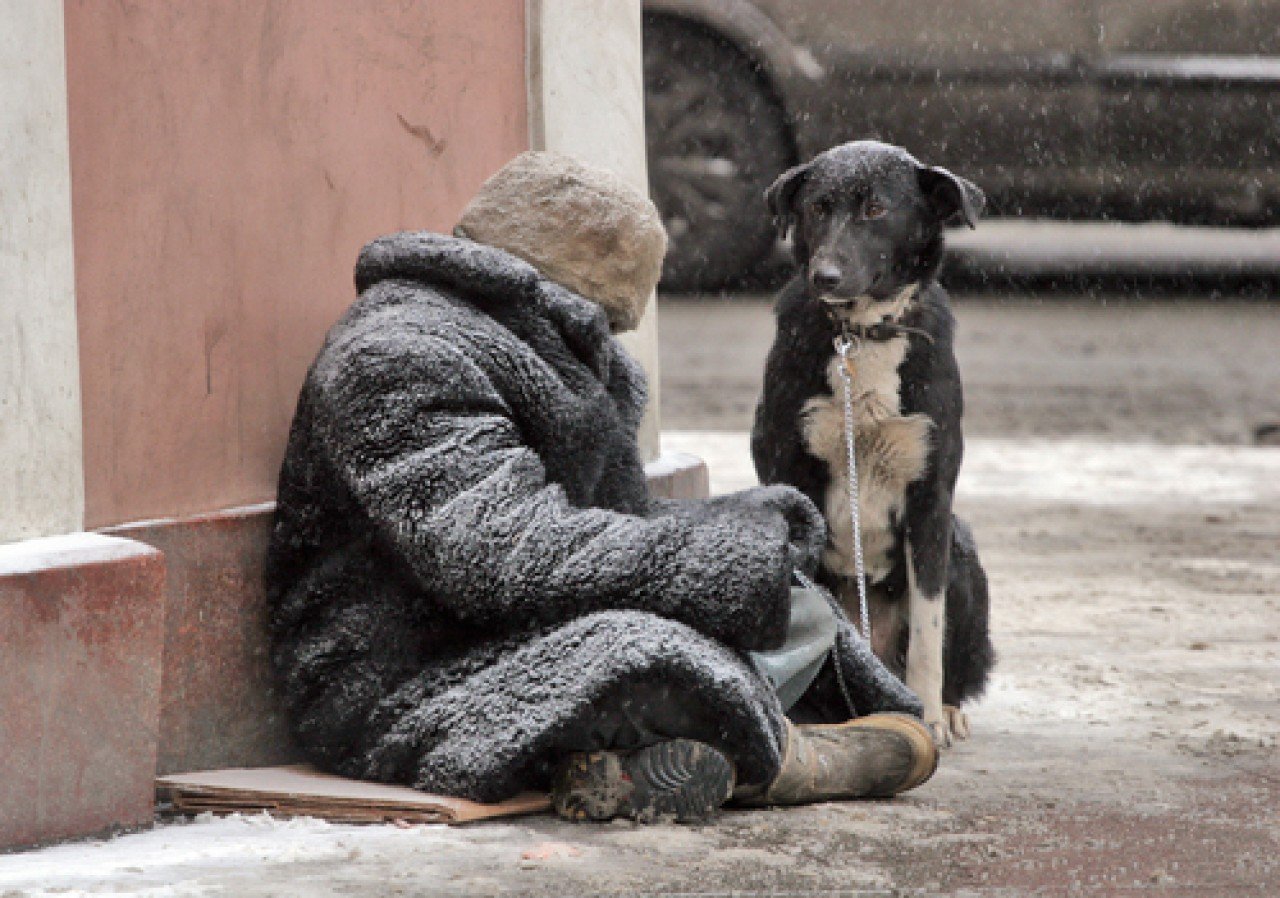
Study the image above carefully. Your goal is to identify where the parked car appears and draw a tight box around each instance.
[643,0,1280,290]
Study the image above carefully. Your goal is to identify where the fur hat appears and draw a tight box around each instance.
[455,151,667,332]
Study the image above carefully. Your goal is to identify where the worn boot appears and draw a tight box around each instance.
[735,714,937,806]
[551,739,736,823]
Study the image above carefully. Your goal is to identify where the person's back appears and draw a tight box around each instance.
[267,233,654,669]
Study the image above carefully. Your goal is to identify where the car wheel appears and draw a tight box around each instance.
[643,16,793,292]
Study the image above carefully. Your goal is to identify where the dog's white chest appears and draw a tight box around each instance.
[799,336,932,583]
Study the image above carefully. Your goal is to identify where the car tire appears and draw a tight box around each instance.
[643,16,793,293]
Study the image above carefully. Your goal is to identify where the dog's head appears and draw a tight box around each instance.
[766,141,984,325]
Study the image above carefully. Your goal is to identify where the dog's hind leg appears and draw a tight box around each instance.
[942,518,996,708]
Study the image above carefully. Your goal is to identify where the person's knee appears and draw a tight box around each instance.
[568,608,710,662]
[551,611,782,767]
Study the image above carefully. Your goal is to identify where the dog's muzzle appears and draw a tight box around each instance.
[821,295,870,311]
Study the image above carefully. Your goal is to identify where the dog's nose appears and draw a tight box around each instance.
[810,262,842,293]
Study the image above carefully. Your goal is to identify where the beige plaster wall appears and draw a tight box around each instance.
[65,0,529,528]
[0,0,84,543]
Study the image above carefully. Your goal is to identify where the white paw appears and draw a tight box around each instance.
[924,706,969,749]
[924,716,952,749]
[945,704,970,742]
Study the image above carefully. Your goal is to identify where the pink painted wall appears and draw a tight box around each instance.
[65,0,528,528]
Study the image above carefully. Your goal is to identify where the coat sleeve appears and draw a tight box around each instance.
[313,335,793,652]
[646,485,826,578]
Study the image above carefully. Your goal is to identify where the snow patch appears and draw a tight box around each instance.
[0,532,155,576]
[661,431,1280,507]
[642,450,703,481]
[0,813,476,896]
[957,439,1280,507]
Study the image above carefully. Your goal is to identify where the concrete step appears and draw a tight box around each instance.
[0,534,164,849]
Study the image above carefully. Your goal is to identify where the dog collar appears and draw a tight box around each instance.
[827,314,935,346]
[848,320,927,342]
[821,285,933,345]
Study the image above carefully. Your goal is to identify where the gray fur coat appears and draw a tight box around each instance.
[266,232,920,801]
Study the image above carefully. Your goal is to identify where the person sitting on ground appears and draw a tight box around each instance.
[266,151,937,823]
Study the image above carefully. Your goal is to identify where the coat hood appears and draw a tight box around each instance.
[354,230,617,380]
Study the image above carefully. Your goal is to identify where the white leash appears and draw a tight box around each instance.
[834,331,872,644]
[790,331,871,717]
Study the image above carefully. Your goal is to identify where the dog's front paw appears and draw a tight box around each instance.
[923,706,969,748]
[924,716,953,749]
[944,705,970,742]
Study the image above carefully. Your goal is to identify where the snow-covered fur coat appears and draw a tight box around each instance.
[266,232,920,801]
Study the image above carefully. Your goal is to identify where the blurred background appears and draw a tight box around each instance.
[643,0,1280,294]
[643,0,1280,450]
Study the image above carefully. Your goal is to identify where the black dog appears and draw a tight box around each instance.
[751,141,995,746]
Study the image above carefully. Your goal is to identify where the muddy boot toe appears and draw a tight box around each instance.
[736,713,937,807]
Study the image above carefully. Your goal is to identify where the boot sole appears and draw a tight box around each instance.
[552,739,735,823]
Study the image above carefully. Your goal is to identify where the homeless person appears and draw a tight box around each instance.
[266,151,936,823]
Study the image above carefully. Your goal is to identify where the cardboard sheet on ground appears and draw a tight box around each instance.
[156,765,550,825]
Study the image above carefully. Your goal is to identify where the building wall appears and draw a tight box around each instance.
[526,0,662,459]
[0,0,84,543]
[64,0,529,528]
[0,0,691,844]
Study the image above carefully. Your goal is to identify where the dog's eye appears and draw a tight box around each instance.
[865,200,888,220]
[813,196,835,216]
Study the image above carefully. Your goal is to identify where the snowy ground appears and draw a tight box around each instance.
[3,296,1277,896]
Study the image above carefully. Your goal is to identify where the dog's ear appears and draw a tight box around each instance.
[918,165,985,229]
[765,162,811,239]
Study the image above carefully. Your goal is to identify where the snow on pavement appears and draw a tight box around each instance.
[0,813,537,897]
[3,433,1277,895]
[662,432,1280,505]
